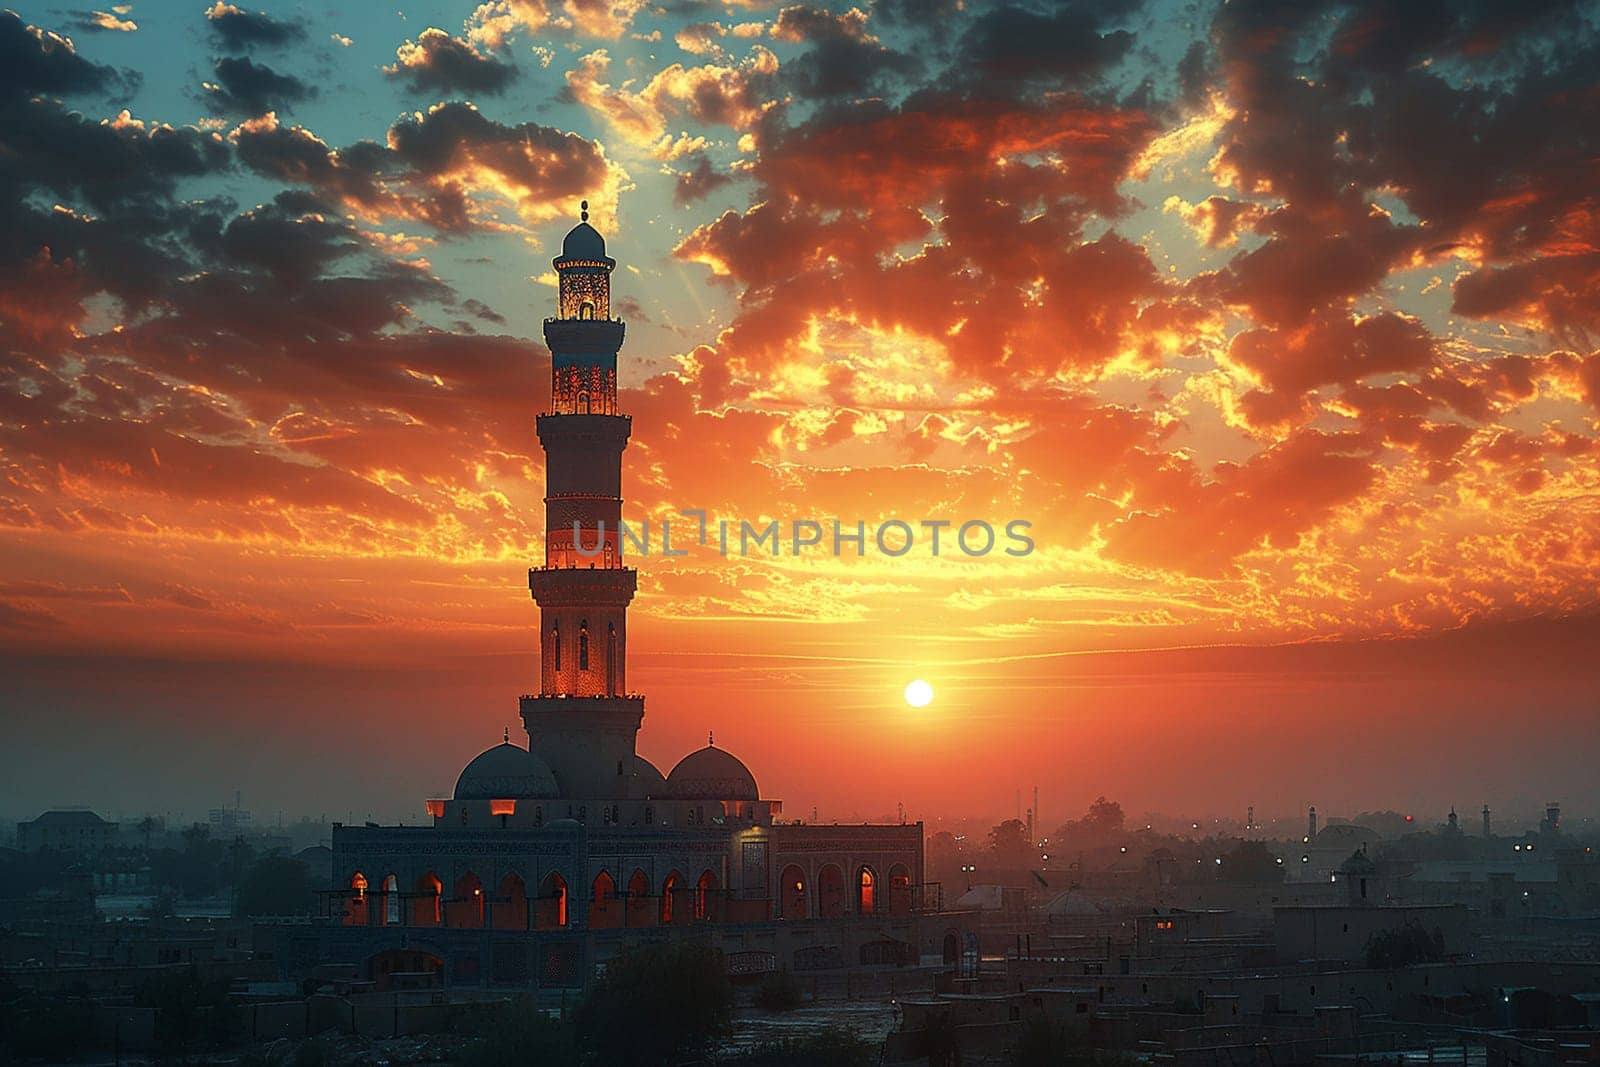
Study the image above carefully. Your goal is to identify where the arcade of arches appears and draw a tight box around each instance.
[340,860,914,929]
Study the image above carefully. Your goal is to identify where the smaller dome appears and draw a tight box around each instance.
[1339,848,1377,876]
[666,745,758,801]
[560,221,608,262]
[633,756,667,797]
[454,742,560,800]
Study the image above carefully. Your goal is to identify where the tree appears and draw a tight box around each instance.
[1082,797,1125,837]
[235,855,315,917]
[1217,839,1285,884]
[1051,797,1127,849]
[574,940,732,1065]
[988,819,1032,867]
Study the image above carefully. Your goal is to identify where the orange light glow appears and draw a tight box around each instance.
[425,799,447,818]
[489,799,516,816]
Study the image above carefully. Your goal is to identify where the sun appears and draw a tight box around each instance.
[904,679,934,708]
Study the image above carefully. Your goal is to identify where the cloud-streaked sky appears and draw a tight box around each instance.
[2,1,1598,828]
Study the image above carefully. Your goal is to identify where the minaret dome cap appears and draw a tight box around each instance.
[555,199,614,267]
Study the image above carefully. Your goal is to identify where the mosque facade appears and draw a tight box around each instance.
[285,208,936,990]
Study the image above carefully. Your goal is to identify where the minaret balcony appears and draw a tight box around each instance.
[528,565,637,606]
[543,318,625,351]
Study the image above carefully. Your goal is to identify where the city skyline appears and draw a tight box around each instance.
[3,1,1599,821]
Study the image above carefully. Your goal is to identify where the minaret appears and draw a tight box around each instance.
[1482,804,1491,838]
[1308,805,1317,840]
[521,201,643,799]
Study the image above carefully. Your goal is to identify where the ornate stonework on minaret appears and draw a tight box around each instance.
[522,202,643,800]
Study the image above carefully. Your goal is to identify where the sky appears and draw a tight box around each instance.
[1,0,1598,831]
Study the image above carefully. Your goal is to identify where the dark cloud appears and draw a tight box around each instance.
[0,99,230,210]
[0,9,121,101]
[672,153,732,206]
[231,105,614,233]
[955,1,1137,88]
[385,28,518,97]
[204,55,313,115]
[770,4,918,99]
[204,2,306,51]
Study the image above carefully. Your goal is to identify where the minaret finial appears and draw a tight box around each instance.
[503,726,509,744]
[580,199,589,223]
[708,730,714,747]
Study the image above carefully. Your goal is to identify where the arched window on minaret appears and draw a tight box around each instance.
[579,301,594,320]
[577,391,589,414]
[552,621,561,672]
[579,620,589,670]
[606,623,618,695]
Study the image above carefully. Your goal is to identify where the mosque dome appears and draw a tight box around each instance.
[633,756,667,797]
[666,745,759,801]
[554,201,614,266]
[1339,848,1377,877]
[561,221,608,261]
[454,742,560,800]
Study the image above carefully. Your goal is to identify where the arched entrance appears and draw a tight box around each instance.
[661,871,684,925]
[590,870,620,929]
[626,869,652,927]
[888,864,912,915]
[536,871,568,930]
[494,872,527,930]
[695,869,720,922]
[857,866,877,915]
[346,872,369,925]
[412,872,442,926]
[779,864,807,920]
[942,931,960,965]
[449,871,484,928]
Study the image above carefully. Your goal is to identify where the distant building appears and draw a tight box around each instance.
[16,810,119,853]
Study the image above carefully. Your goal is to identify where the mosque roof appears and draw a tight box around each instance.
[454,741,561,800]
[665,744,759,801]
[633,755,667,797]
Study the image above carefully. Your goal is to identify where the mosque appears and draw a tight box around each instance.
[280,207,937,991]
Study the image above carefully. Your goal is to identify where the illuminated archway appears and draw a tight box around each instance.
[817,864,846,918]
[888,864,912,916]
[590,870,620,929]
[695,869,720,922]
[451,871,484,928]
[346,872,369,925]
[494,872,527,930]
[627,869,651,927]
[857,867,877,915]
[661,870,683,925]
[413,871,442,926]
[779,864,807,920]
[536,871,568,930]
